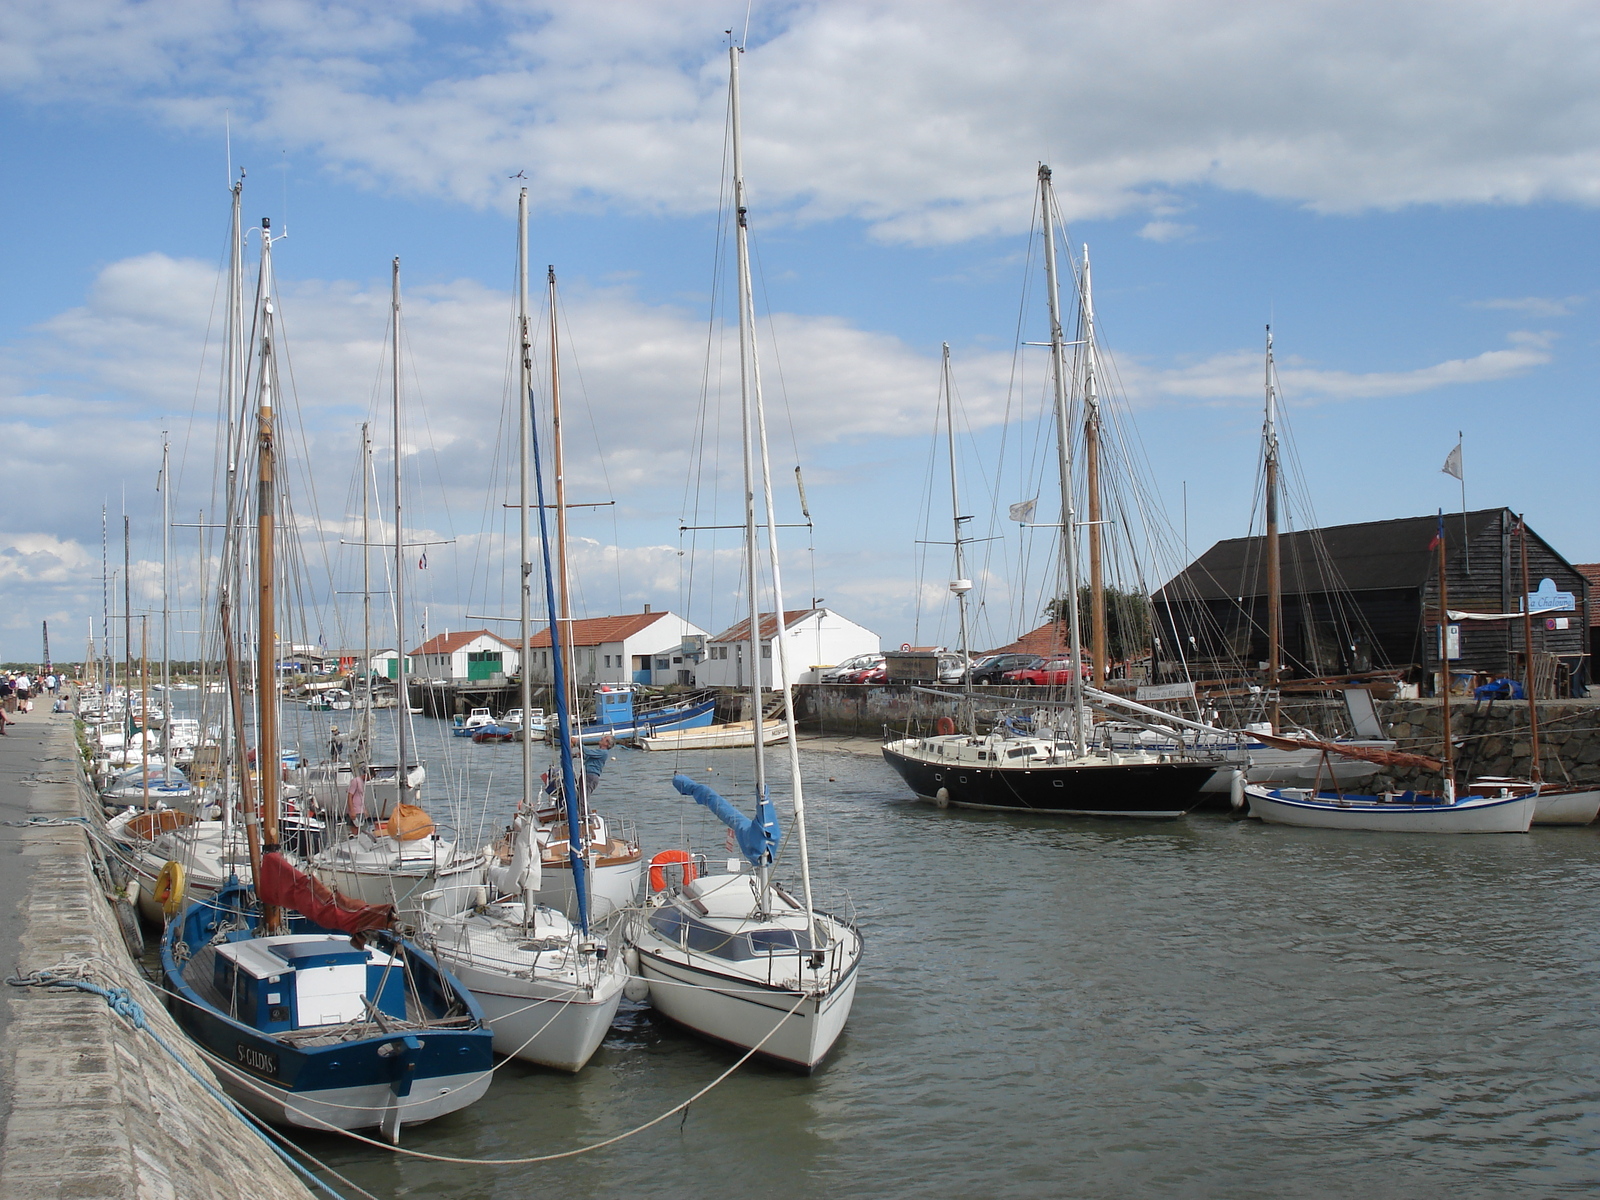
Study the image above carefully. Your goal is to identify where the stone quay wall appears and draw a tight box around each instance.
[1373,698,1600,791]
[0,718,311,1200]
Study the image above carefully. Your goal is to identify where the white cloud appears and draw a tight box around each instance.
[1137,221,1195,243]
[7,2,1600,242]
[1469,295,1585,317]
[1127,334,1553,405]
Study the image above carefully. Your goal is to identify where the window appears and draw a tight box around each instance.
[749,928,810,955]
[761,643,772,658]
[649,908,686,944]
[656,658,670,671]
[603,655,612,668]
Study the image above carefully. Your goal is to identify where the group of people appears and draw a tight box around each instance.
[0,670,64,734]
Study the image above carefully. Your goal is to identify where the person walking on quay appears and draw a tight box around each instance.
[1,676,15,714]
[346,768,366,836]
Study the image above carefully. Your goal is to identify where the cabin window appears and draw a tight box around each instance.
[748,928,812,954]
[650,907,686,944]
[683,917,749,960]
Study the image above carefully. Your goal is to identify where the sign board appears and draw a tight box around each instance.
[1136,681,1196,702]
[1445,623,1461,660]
[1528,578,1577,614]
[1547,617,1570,631]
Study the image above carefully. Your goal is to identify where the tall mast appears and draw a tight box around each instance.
[1263,326,1282,732]
[517,192,534,815]
[1517,515,1542,784]
[390,257,409,811]
[1081,246,1106,688]
[1038,165,1085,754]
[254,217,282,926]
[159,431,172,778]
[730,44,818,935]
[942,343,974,723]
[1436,515,1455,797]
[547,267,574,714]
[359,421,372,769]
[100,504,109,694]
[123,514,131,715]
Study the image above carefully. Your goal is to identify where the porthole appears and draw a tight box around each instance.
[1053,779,1064,787]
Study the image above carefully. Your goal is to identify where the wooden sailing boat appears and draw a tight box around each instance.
[881,165,1221,818]
[1244,514,1537,833]
[160,221,493,1140]
[631,44,863,1071]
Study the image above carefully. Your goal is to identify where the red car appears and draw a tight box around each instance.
[1002,656,1092,685]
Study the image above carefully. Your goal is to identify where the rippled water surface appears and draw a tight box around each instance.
[273,713,1600,1198]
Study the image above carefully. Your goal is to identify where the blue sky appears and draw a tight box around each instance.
[2,1,1598,663]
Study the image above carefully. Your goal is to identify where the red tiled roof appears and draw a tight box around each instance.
[982,621,1073,658]
[407,630,514,657]
[1574,564,1600,626]
[709,609,819,644]
[523,611,670,650]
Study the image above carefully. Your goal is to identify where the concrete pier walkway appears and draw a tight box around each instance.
[0,708,311,1199]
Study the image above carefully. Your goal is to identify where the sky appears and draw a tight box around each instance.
[2,0,1599,664]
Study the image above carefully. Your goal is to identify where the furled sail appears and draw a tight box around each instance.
[672,774,782,866]
[1252,732,1444,773]
[258,851,396,935]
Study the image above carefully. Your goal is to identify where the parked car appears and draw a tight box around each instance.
[822,653,884,683]
[969,653,1043,685]
[1003,656,1092,685]
[855,665,888,684]
[936,654,969,684]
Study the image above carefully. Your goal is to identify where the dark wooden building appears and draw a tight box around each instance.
[1154,508,1590,694]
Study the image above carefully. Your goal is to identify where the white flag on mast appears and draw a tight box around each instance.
[1441,441,1463,481]
[1008,498,1037,523]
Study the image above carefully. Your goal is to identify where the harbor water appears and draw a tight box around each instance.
[237,706,1600,1196]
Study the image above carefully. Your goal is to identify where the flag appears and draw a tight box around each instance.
[1441,442,1463,481]
[1008,498,1037,523]
[1428,511,1445,551]
[418,551,428,570]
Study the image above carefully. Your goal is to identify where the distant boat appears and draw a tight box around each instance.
[575,686,714,743]
[640,719,787,752]
[1243,784,1536,833]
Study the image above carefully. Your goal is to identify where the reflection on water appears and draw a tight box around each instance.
[207,703,1600,1197]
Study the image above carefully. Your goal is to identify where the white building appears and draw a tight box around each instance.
[521,607,708,687]
[407,630,518,683]
[696,608,880,690]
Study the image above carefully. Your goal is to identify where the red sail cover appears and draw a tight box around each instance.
[257,851,396,935]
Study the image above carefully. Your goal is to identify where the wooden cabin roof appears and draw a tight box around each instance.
[1158,509,1515,603]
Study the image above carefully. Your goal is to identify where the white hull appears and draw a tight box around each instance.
[1245,785,1536,833]
[312,854,485,922]
[1534,788,1600,825]
[213,1061,491,1134]
[637,948,859,1072]
[445,958,624,1071]
[640,721,788,752]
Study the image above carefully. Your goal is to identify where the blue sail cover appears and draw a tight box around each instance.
[672,774,782,866]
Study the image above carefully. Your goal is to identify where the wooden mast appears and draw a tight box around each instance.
[1264,326,1282,732]
[517,191,534,816]
[1436,516,1456,797]
[255,217,282,929]
[1517,515,1543,784]
[1082,247,1106,688]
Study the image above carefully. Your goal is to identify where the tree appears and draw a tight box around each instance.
[1043,586,1153,664]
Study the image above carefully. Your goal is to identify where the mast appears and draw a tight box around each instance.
[1263,326,1282,732]
[224,175,245,769]
[1081,246,1106,688]
[1518,515,1542,784]
[1038,165,1086,754]
[123,514,132,717]
[358,421,372,770]
[100,504,109,695]
[730,44,818,936]
[159,431,172,779]
[517,192,534,817]
[547,266,574,720]
[390,257,408,812]
[942,343,974,727]
[254,217,282,904]
[1435,515,1455,798]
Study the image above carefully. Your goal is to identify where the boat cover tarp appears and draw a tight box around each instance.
[382,803,435,842]
[672,773,781,866]
[258,851,396,935]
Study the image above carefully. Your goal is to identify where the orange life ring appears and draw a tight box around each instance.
[648,849,697,892]
[935,716,956,736]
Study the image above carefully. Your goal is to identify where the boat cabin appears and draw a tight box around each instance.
[212,934,406,1033]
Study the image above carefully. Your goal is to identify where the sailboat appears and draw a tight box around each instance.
[161,222,493,1141]
[631,45,863,1072]
[309,260,484,922]
[881,166,1223,818]
[421,191,626,1073]
[1244,514,1538,833]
